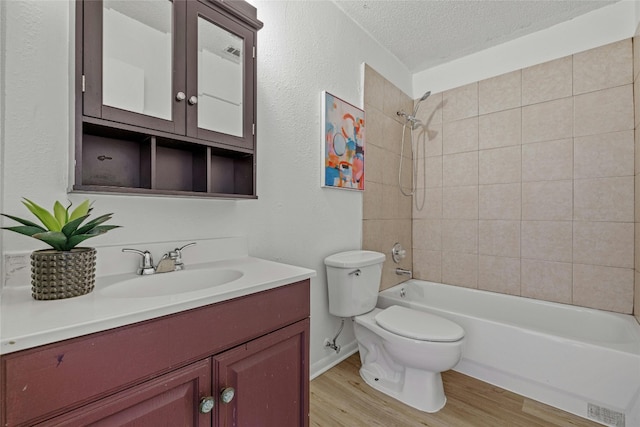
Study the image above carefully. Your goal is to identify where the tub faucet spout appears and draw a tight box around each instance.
[395,268,412,278]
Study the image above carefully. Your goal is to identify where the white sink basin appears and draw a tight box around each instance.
[100,268,243,298]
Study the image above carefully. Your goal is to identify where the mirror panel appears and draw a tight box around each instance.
[197,16,244,137]
[103,0,173,120]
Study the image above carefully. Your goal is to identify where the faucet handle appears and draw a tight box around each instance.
[171,242,196,270]
[122,248,155,275]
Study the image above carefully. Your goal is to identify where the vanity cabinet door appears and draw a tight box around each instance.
[37,359,212,427]
[215,319,310,427]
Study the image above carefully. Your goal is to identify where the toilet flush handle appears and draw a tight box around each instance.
[349,269,361,276]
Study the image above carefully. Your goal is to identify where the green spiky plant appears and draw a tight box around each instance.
[1,199,120,251]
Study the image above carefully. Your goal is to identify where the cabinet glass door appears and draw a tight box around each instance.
[187,2,255,149]
[197,17,244,137]
[102,0,173,120]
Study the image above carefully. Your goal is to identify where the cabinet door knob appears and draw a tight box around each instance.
[176,91,186,102]
[188,95,198,105]
[199,396,215,414]
[220,387,235,404]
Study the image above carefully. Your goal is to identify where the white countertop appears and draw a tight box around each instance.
[1,256,315,355]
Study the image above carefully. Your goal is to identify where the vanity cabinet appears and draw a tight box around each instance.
[0,280,310,427]
[75,0,262,198]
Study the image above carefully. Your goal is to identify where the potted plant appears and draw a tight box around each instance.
[1,199,120,300]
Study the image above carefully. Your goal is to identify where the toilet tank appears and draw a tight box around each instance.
[324,250,386,317]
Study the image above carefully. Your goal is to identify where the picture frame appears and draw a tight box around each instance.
[321,91,365,191]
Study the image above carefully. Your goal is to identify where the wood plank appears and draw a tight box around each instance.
[310,353,602,427]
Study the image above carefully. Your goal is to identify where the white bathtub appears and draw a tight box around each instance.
[377,280,640,427]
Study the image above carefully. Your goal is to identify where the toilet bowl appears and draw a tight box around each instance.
[354,306,464,412]
[324,250,465,413]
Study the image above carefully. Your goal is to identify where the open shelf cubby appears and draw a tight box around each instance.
[76,122,256,198]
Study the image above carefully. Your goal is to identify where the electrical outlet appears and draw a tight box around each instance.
[4,252,31,288]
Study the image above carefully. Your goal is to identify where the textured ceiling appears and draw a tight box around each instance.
[333,0,619,73]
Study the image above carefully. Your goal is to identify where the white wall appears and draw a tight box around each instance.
[413,0,640,96]
[0,0,410,376]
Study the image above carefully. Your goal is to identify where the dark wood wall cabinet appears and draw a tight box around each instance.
[1,280,310,426]
[74,0,263,198]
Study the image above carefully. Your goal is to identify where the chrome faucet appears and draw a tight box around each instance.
[122,249,156,275]
[166,242,196,271]
[122,242,196,275]
[395,268,412,278]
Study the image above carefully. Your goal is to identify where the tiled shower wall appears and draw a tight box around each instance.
[365,39,636,314]
[362,65,414,289]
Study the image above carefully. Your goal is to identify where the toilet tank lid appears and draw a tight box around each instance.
[324,250,386,268]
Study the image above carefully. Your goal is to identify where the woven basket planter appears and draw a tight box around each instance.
[30,247,97,300]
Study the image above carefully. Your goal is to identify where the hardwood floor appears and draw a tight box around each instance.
[310,353,602,427]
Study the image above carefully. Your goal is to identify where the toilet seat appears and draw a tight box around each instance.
[374,306,464,342]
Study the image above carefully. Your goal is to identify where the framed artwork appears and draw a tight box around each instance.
[321,91,365,190]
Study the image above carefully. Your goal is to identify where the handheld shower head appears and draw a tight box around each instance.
[413,91,431,116]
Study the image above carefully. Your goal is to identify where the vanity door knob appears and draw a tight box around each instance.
[188,95,198,105]
[220,387,235,404]
[199,396,215,414]
[176,91,186,101]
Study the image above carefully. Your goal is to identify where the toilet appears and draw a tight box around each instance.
[324,250,465,413]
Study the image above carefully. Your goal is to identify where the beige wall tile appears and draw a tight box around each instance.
[383,79,412,125]
[443,82,478,122]
[479,183,521,220]
[635,34,640,81]
[442,219,478,254]
[362,219,384,252]
[478,70,521,115]
[522,139,573,182]
[574,130,634,179]
[574,177,634,222]
[442,252,478,288]
[413,187,442,220]
[382,184,400,220]
[382,113,405,155]
[363,181,383,220]
[364,65,384,108]
[573,221,634,268]
[381,151,401,187]
[443,151,478,187]
[636,174,640,222]
[573,264,634,313]
[522,180,573,221]
[522,97,573,144]
[478,255,521,295]
[364,142,384,184]
[635,271,640,322]
[415,91,444,127]
[574,84,634,137]
[479,145,521,185]
[522,56,572,106]
[521,221,573,263]
[365,106,385,149]
[443,117,479,154]
[573,39,633,95]
[521,259,572,304]
[421,124,443,157]
[416,156,442,189]
[413,219,442,251]
[443,186,478,220]
[635,70,640,128]
[479,108,521,150]
[479,220,520,257]
[636,225,640,272]
[413,249,442,283]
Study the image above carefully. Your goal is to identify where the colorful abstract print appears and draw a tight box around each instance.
[324,93,365,190]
